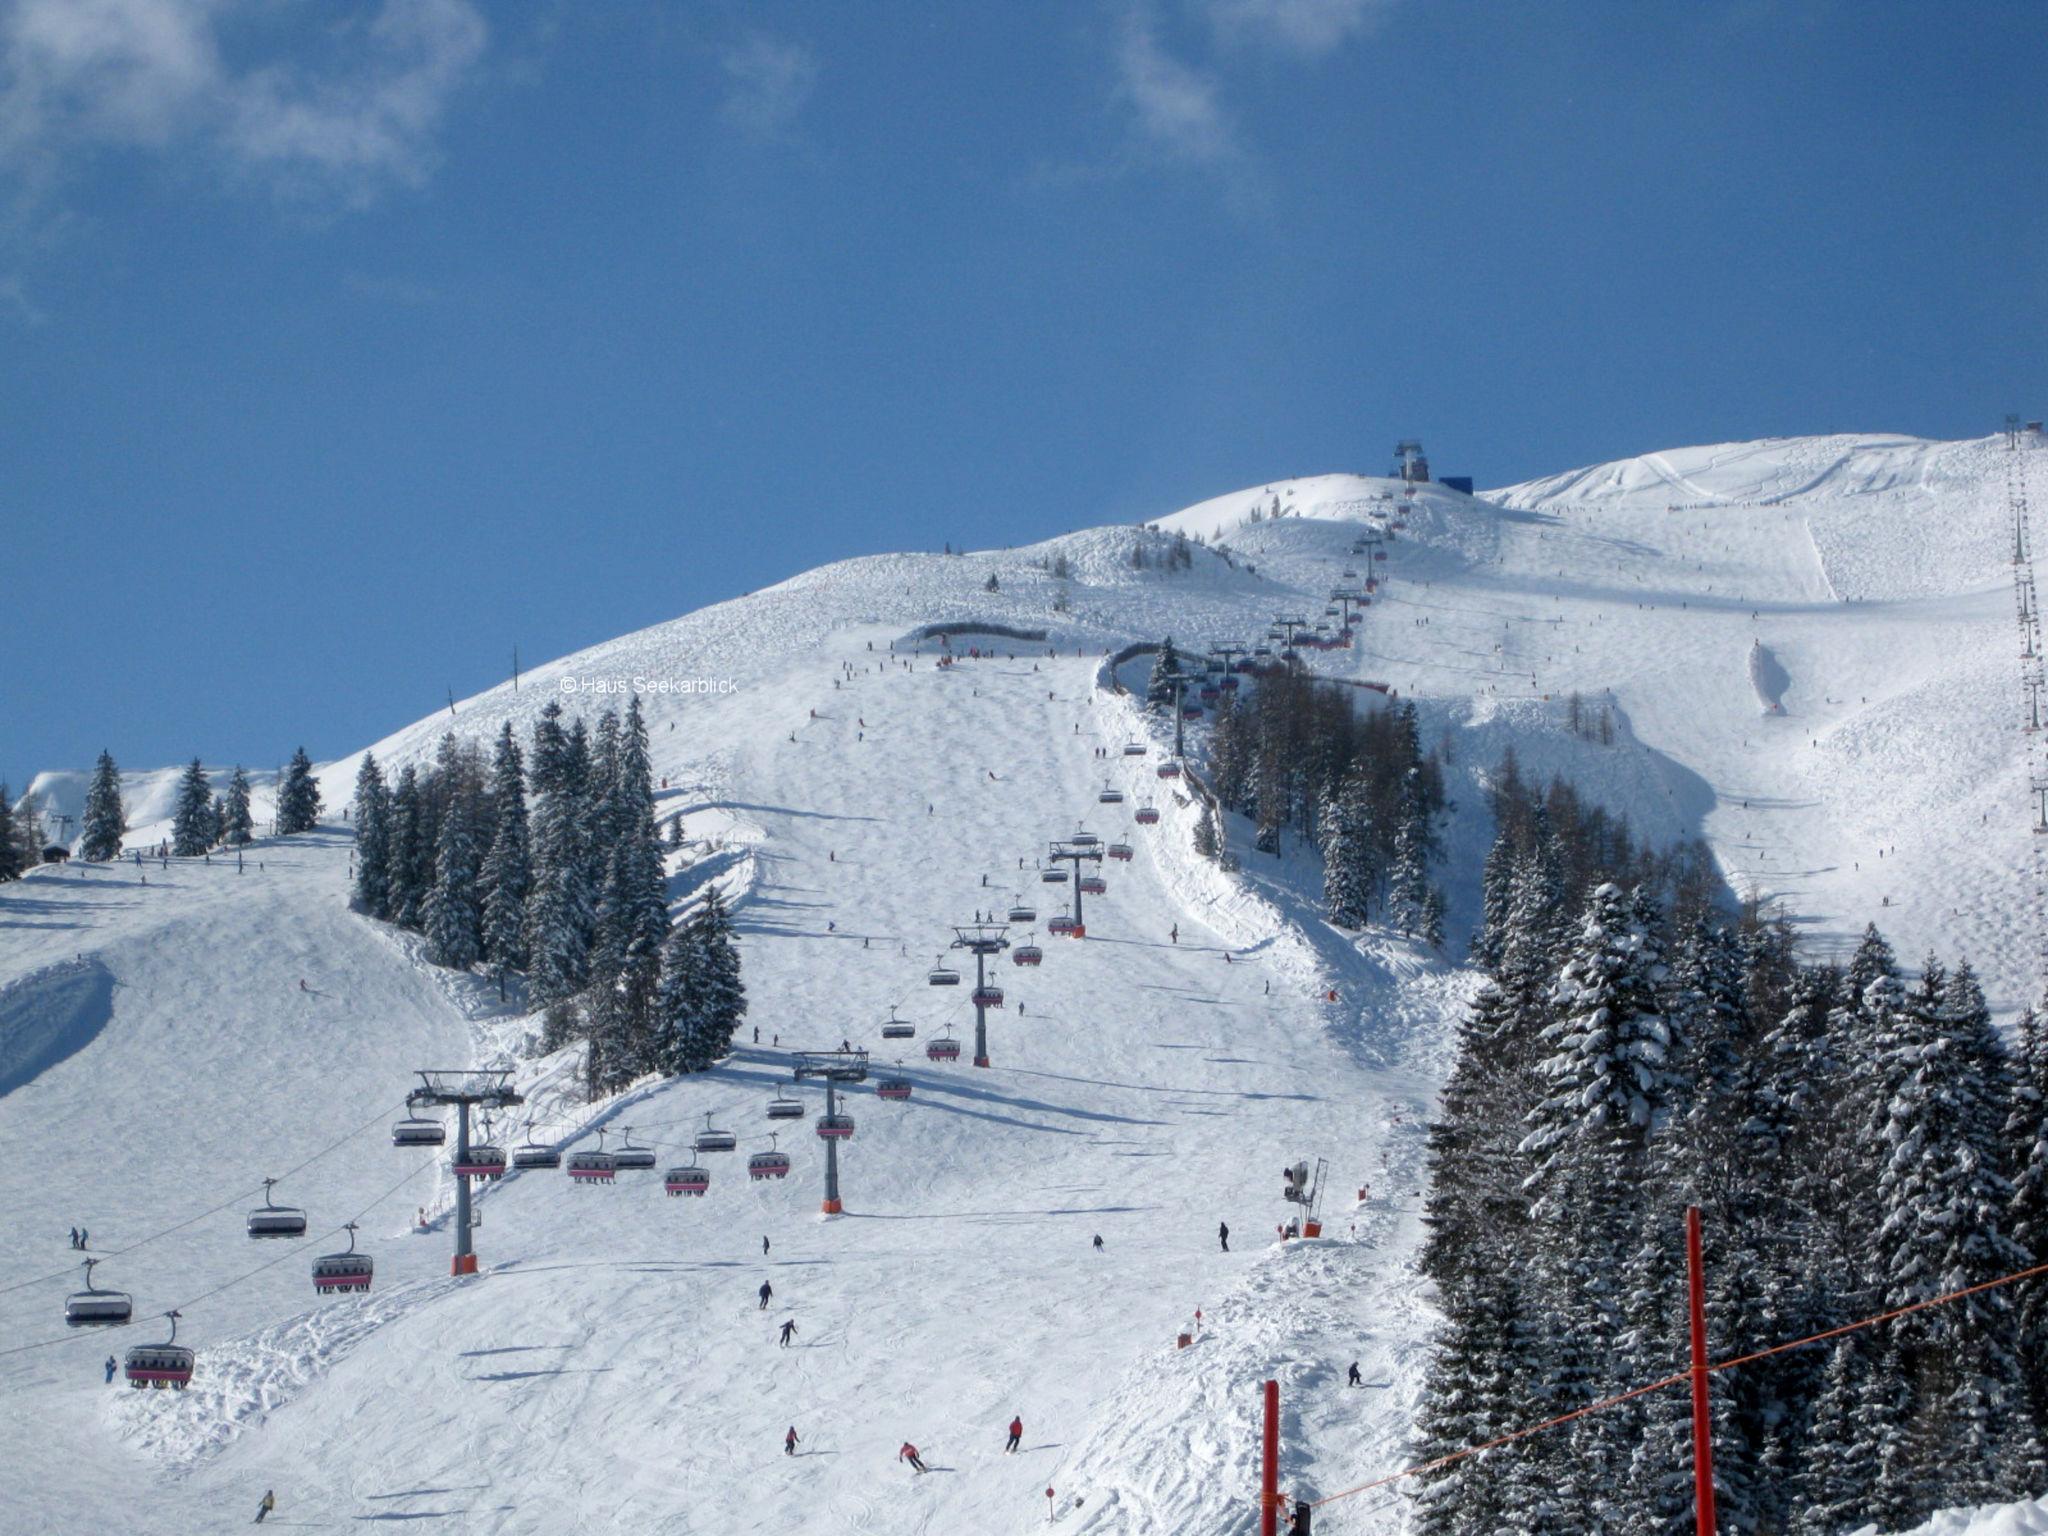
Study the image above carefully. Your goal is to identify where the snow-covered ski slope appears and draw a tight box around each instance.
[1,430,2038,1534]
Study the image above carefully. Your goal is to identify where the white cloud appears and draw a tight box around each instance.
[0,0,487,207]
[1198,0,1392,56]
[1114,8,1237,164]
[719,33,817,139]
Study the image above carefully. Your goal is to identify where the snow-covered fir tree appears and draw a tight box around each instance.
[422,781,482,969]
[80,750,125,861]
[219,766,254,847]
[170,759,214,856]
[276,746,322,834]
[1146,637,1183,707]
[386,766,427,929]
[479,723,531,976]
[351,754,392,917]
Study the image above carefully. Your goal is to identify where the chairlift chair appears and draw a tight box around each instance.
[124,1311,194,1391]
[925,1034,962,1062]
[694,1113,738,1154]
[1067,830,1100,847]
[665,1163,710,1196]
[767,1090,808,1119]
[815,1113,856,1140]
[1135,805,1160,826]
[392,1115,446,1148]
[312,1223,374,1295]
[568,1129,617,1183]
[877,1077,913,1101]
[452,1142,508,1180]
[513,1124,562,1170]
[880,1018,916,1041]
[64,1259,133,1327]
[1046,913,1078,937]
[1006,902,1036,924]
[1108,841,1133,861]
[1097,786,1125,805]
[972,984,1005,1009]
[1079,876,1107,896]
[927,957,962,986]
[246,1178,308,1240]
[1122,742,1147,756]
[613,1127,657,1171]
[1040,867,1069,884]
[1157,760,1182,779]
[1012,938,1044,966]
[748,1135,793,1181]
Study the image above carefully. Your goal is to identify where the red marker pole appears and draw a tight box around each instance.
[1686,1206,1718,1536]
[1261,1378,1280,1536]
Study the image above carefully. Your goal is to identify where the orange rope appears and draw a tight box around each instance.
[1306,1257,2048,1510]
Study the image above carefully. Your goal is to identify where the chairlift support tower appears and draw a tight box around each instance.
[792,1049,868,1215]
[1047,837,1106,935]
[408,1069,523,1276]
[952,922,1010,1068]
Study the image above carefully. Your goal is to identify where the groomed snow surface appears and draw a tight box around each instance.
[3,431,2041,1533]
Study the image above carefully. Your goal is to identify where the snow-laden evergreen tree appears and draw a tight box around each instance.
[479,723,531,975]
[219,765,254,847]
[689,886,746,1061]
[1146,637,1183,707]
[386,766,427,929]
[171,759,214,856]
[1386,770,1431,935]
[0,787,19,882]
[524,753,593,1005]
[1191,803,1218,860]
[650,914,705,1075]
[276,746,322,834]
[351,754,392,916]
[1317,762,1374,927]
[422,783,482,969]
[589,699,668,1068]
[80,750,125,861]
[1469,823,1518,969]
[1408,1260,1533,1536]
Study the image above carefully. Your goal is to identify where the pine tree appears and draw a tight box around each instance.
[276,747,322,834]
[422,784,482,969]
[1386,770,1430,935]
[525,755,593,1004]
[0,787,19,882]
[1146,638,1183,707]
[690,886,746,1062]
[80,750,125,861]
[651,915,706,1075]
[386,766,427,929]
[171,759,214,856]
[352,754,392,917]
[1317,763,1374,927]
[479,723,531,975]
[1470,823,1518,970]
[220,766,254,846]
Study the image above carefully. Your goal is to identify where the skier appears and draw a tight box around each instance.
[1347,1362,1362,1387]
[780,1319,798,1348]
[1006,1416,1023,1453]
[1169,924,1177,944]
[759,1280,773,1310]
[1092,1234,1103,1252]
[299,979,307,992]
[899,1442,928,1474]
[68,1227,78,1249]
[786,1425,800,1456]
[763,1235,771,1256]
[79,1228,87,1249]
[1219,1221,1230,1253]
[104,1354,116,1384]
[254,1490,276,1524]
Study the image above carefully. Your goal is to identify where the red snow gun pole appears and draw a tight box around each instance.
[1686,1205,1718,1536]
[1261,1378,1281,1536]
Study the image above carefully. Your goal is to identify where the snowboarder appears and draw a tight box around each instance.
[254,1490,275,1524]
[759,1280,773,1310]
[1006,1416,1023,1453]
[899,1442,928,1473]
[104,1354,116,1384]
[780,1318,798,1347]
[1347,1362,1362,1387]
[786,1425,800,1456]
[1219,1222,1230,1253]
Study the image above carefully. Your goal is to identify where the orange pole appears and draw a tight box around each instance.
[1686,1206,1717,1536]
[1262,1378,1280,1536]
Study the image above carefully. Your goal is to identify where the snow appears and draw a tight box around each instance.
[3,429,2041,1532]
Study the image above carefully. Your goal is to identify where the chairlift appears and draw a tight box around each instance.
[748,1135,793,1181]
[64,1258,133,1327]
[1122,742,1147,756]
[613,1127,657,1171]
[927,957,962,986]
[925,1034,962,1062]
[877,1077,913,1101]
[392,1115,445,1148]
[1047,913,1079,937]
[1220,675,1240,690]
[1079,876,1107,896]
[880,1016,916,1041]
[815,1112,855,1140]
[1199,685,1219,702]
[1098,786,1125,805]
[513,1123,561,1170]
[1012,941,1043,966]
[247,1178,308,1240]
[1156,760,1182,780]
[1252,645,1271,658]
[452,1142,507,1180]
[665,1163,710,1196]
[972,984,1005,1009]
[695,1113,738,1154]
[1040,867,1069,884]
[312,1223,374,1295]
[1006,902,1036,924]
[1181,704,1202,719]
[124,1311,194,1391]
[1108,841,1133,861]
[1067,830,1100,847]
[568,1128,617,1183]
[767,1090,808,1120]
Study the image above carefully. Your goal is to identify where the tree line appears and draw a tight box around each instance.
[349,697,744,1099]
[1410,801,2045,1533]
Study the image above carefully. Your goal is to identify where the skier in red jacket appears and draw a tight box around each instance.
[899,1442,928,1473]
[1005,1416,1023,1453]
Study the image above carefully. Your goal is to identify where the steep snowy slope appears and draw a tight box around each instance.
[2,430,2037,1534]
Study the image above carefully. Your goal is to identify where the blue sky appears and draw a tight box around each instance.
[2,0,2042,788]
